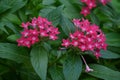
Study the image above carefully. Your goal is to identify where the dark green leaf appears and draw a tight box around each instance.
[40,6,56,17]
[5,14,21,25]
[43,42,52,52]
[7,34,20,42]
[0,43,29,63]
[49,66,64,80]
[106,33,120,41]
[90,12,100,25]
[0,22,9,34]
[108,46,120,54]
[59,0,81,19]
[100,6,114,17]
[100,50,120,59]
[111,0,120,13]
[17,69,40,80]
[106,33,120,47]
[0,20,19,34]
[0,4,10,14]
[30,45,48,80]
[0,65,9,75]
[63,55,82,80]
[0,77,2,80]
[18,10,27,22]
[42,0,55,5]
[88,64,120,80]
[46,6,63,26]
[60,14,75,36]
[0,0,27,13]
[8,0,27,13]
[5,21,19,34]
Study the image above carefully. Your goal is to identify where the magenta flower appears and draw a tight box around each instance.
[80,0,111,16]
[21,29,30,37]
[72,19,81,27]
[71,40,79,47]
[31,17,37,28]
[30,29,39,36]
[62,39,71,48]
[62,18,107,59]
[17,16,60,48]
[99,0,111,5]
[78,45,87,51]
[39,30,48,37]
[86,0,96,9]
[21,22,30,29]
[49,34,58,40]
[30,36,39,44]
[81,0,89,3]
[80,7,90,16]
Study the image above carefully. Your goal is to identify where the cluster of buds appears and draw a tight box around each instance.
[80,0,111,16]
[17,16,60,48]
[62,18,107,59]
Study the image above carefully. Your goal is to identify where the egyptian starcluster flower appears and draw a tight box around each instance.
[62,18,107,59]
[17,16,60,48]
[80,0,111,16]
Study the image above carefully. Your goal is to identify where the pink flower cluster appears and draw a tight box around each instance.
[80,0,111,16]
[17,16,60,48]
[62,18,107,59]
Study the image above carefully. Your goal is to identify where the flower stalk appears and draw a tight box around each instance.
[81,55,93,72]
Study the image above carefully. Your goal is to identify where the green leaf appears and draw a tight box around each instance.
[90,12,100,26]
[0,65,9,75]
[106,33,120,47]
[5,21,19,34]
[5,14,21,25]
[0,43,29,63]
[43,42,52,52]
[42,0,55,5]
[30,45,48,80]
[111,0,120,13]
[59,0,81,19]
[106,33,120,41]
[0,77,2,80]
[60,14,75,36]
[81,75,98,80]
[40,6,56,17]
[7,34,20,42]
[0,4,10,14]
[69,0,83,5]
[18,10,27,22]
[0,20,19,34]
[82,78,97,80]
[108,46,120,54]
[107,43,120,47]
[63,55,82,80]
[49,65,64,80]
[8,0,27,13]
[88,64,120,80]
[0,22,9,34]
[100,6,114,18]
[1,15,20,31]
[47,40,61,48]
[0,0,27,13]
[100,50,120,59]
[46,6,63,26]
[17,69,40,80]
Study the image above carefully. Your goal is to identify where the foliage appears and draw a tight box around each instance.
[0,0,120,80]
